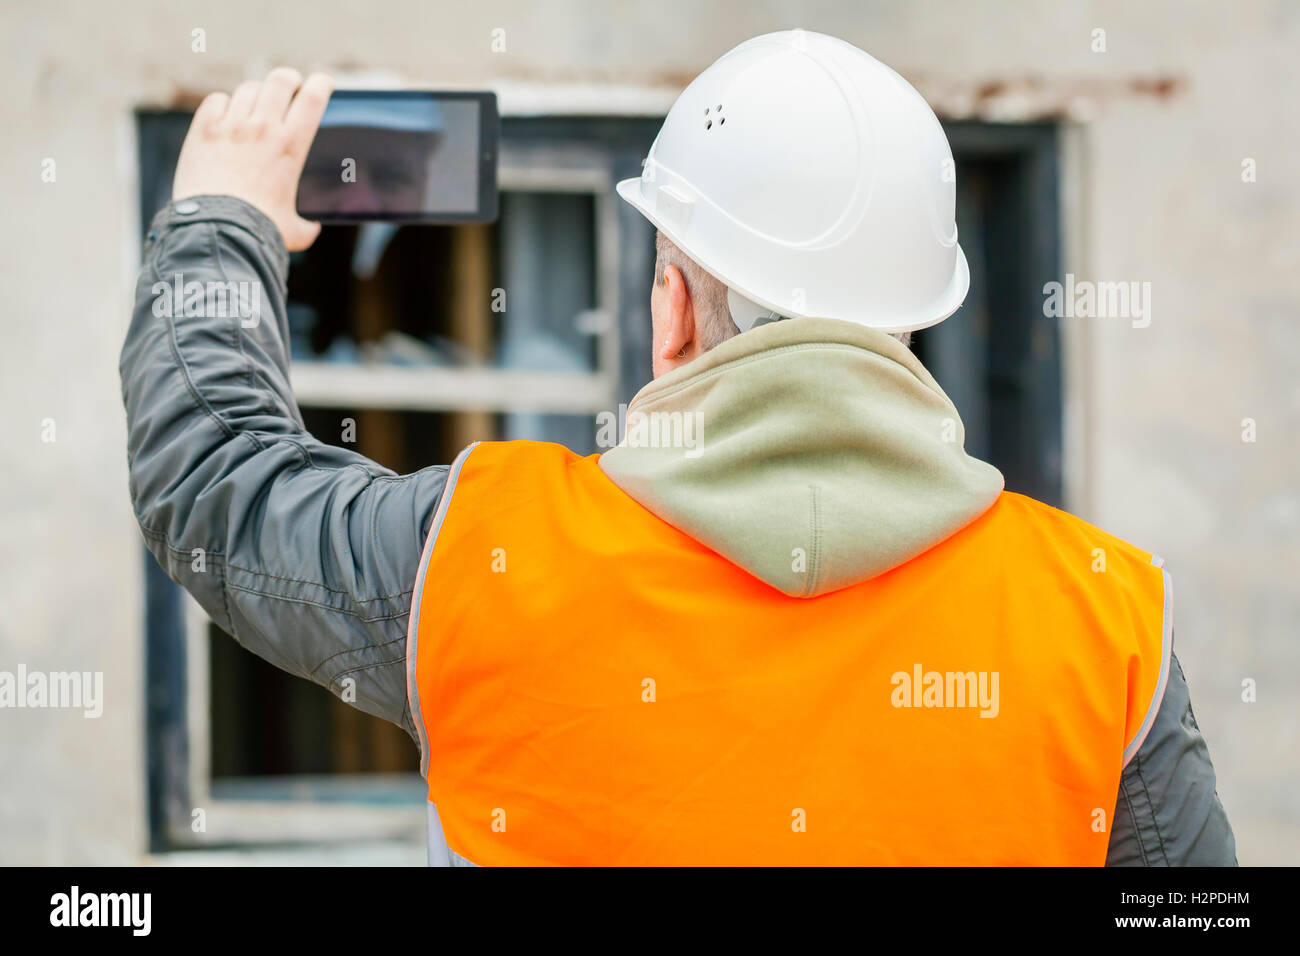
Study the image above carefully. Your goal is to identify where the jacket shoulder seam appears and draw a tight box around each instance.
[1131,753,1171,865]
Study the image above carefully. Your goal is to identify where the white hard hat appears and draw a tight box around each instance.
[616,29,968,334]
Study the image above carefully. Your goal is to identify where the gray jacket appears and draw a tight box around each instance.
[121,195,1236,865]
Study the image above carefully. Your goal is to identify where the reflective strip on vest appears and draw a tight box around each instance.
[406,440,1169,865]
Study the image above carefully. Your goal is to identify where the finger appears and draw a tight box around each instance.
[226,80,261,120]
[283,72,334,156]
[192,91,230,133]
[254,67,303,121]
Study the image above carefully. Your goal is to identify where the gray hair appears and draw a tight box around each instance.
[653,230,912,351]
[654,231,740,352]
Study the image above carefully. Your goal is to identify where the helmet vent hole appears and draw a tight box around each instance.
[706,120,713,129]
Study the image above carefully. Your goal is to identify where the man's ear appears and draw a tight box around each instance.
[659,263,696,360]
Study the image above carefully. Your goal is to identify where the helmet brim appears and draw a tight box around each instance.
[616,176,970,335]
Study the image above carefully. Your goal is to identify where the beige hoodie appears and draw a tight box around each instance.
[599,317,1005,598]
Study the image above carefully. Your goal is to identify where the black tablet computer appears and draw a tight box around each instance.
[296,90,498,223]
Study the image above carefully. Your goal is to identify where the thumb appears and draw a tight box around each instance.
[281,216,321,252]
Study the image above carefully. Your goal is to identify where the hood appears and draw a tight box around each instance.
[598,317,1004,598]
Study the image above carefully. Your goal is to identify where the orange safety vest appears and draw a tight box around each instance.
[406,440,1171,865]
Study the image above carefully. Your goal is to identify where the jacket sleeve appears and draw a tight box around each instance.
[1106,645,1237,865]
[119,195,447,739]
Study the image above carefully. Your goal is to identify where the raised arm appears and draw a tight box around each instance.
[119,70,446,737]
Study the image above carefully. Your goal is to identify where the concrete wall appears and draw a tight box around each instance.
[1,0,1295,863]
